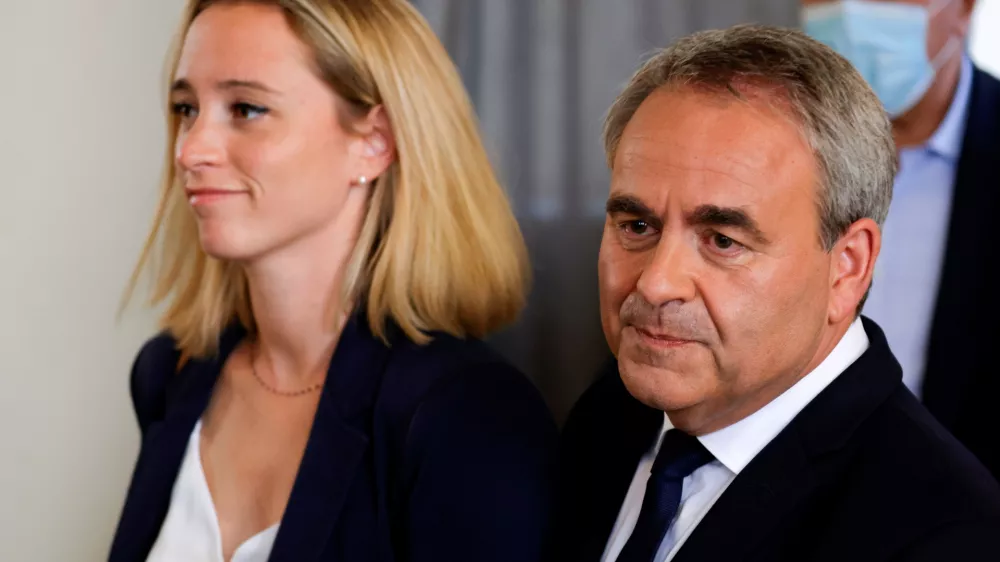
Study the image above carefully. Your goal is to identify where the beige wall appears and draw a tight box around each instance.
[0,1,184,559]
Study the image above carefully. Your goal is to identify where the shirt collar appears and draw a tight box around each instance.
[925,54,973,161]
[663,318,870,475]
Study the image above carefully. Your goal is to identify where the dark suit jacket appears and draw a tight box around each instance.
[921,64,1000,480]
[108,313,558,562]
[550,318,1000,561]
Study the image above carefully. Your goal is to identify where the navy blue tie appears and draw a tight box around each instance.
[617,429,714,562]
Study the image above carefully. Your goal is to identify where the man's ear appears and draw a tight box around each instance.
[956,0,978,37]
[350,105,395,182]
[828,218,881,324]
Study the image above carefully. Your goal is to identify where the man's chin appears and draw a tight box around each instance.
[617,356,710,412]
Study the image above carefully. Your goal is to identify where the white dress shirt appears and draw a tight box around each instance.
[146,420,280,562]
[862,55,972,397]
[601,319,870,562]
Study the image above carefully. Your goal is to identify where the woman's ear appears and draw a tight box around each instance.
[351,105,395,182]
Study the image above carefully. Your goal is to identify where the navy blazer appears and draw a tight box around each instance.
[922,65,1000,480]
[550,318,1000,561]
[108,313,558,562]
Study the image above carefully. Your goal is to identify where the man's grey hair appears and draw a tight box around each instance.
[604,24,897,262]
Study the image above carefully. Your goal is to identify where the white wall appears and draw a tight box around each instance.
[971,0,1000,77]
[0,1,185,560]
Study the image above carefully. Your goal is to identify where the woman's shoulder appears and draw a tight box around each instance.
[378,330,556,441]
[128,332,183,434]
[378,331,558,526]
[393,329,509,370]
[384,331,535,405]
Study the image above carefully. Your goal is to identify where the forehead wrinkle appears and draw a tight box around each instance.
[628,84,815,163]
[613,87,819,236]
[617,142,773,196]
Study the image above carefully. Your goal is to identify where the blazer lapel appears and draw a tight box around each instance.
[109,327,242,562]
[671,432,813,562]
[573,363,663,561]
[673,318,903,562]
[268,313,391,562]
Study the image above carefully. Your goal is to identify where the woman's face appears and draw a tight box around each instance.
[171,2,378,262]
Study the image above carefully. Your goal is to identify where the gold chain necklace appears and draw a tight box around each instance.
[249,339,324,397]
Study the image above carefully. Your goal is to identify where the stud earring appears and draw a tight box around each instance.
[356,175,368,186]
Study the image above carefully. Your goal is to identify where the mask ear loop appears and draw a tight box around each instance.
[927,0,962,74]
[927,0,952,18]
[930,35,962,72]
[930,8,962,73]
[926,0,964,72]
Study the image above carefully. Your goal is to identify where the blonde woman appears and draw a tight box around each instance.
[107,1,556,561]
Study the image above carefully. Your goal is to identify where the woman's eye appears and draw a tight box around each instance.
[233,103,269,120]
[171,102,196,119]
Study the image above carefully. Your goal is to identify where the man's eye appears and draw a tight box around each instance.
[707,232,747,255]
[622,220,651,236]
[712,233,734,249]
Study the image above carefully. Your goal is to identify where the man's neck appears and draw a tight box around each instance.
[892,54,964,150]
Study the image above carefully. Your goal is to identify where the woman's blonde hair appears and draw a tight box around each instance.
[124,0,529,358]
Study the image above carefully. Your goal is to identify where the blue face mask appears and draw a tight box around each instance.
[802,0,958,117]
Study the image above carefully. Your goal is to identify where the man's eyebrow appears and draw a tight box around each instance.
[606,194,663,228]
[606,194,654,216]
[687,204,770,244]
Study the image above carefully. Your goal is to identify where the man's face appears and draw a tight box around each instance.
[599,87,837,434]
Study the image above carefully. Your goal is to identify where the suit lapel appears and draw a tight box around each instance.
[268,313,390,562]
[575,362,663,561]
[674,318,903,562]
[109,327,242,562]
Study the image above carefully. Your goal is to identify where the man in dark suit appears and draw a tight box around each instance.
[802,0,1000,480]
[550,23,1000,562]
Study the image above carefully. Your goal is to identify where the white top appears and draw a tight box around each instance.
[146,420,280,562]
[601,318,871,562]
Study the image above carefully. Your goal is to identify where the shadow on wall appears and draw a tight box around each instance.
[488,217,612,423]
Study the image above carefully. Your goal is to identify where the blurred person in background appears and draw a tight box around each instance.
[107,1,557,561]
[803,0,1000,479]
[550,24,1000,562]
